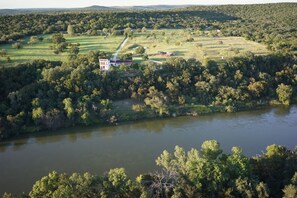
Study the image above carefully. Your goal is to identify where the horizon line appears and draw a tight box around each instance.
[1,2,295,10]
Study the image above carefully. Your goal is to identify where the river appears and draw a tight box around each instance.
[0,105,296,194]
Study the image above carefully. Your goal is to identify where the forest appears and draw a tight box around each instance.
[0,49,296,140]
[0,3,297,140]
[2,140,297,198]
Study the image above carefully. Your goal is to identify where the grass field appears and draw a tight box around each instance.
[0,29,270,66]
[122,29,270,63]
[0,34,124,66]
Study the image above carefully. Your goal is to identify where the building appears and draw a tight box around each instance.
[99,58,132,70]
[99,59,111,70]
[158,51,174,56]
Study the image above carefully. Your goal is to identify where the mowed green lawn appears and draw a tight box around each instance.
[0,34,124,66]
[122,29,270,63]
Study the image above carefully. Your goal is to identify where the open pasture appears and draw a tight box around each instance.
[0,29,270,66]
[0,34,124,66]
[122,29,270,63]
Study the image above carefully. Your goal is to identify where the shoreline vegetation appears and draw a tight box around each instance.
[0,52,296,141]
[2,140,297,197]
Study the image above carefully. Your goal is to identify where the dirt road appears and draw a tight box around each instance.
[112,37,129,60]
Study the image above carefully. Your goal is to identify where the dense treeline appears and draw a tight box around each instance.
[0,10,234,44]
[2,140,297,197]
[0,3,296,54]
[0,52,296,140]
[184,3,297,53]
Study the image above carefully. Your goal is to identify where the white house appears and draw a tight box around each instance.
[99,59,111,70]
[99,58,132,70]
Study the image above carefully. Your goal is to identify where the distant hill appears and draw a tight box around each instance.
[0,9,17,15]
[0,4,194,15]
[80,5,119,11]
[0,6,117,15]
[111,5,193,10]
[0,8,69,15]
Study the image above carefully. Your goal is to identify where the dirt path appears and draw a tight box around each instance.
[112,37,129,60]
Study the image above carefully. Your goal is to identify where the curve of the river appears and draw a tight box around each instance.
[0,105,296,194]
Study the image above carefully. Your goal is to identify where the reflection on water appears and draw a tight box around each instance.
[0,105,296,194]
[273,105,291,116]
[0,115,198,150]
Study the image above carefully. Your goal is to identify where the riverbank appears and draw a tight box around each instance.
[12,100,288,140]
[113,100,279,123]
[1,50,296,143]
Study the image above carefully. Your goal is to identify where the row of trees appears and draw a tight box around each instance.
[0,10,229,44]
[184,3,297,53]
[2,140,297,197]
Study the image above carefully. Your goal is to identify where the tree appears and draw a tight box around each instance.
[283,184,297,198]
[32,107,44,122]
[67,24,75,36]
[124,27,133,37]
[155,140,257,197]
[201,140,222,160]
[63,98,74,119]
[28,36,39,45]
[186,37,194,42]
[234,177,255,198]
[120,53,132,60]
[29,171,99,198]
[252,144,297,197]
[42,109,64,129]
[56,42,68,53]
[255,182,270,198]
[51,33,65,44]
[1,192,17,198]
[142,54,149,61]
[282,172,297,198]
[51,33,67,54]
[144,86,169,116]
[132,104,145,112]
[80,111,91,125]
[119,64,128,71]
[6,56,11,63]
[135,46,145,55]
[0,49,7,56]
[101,168,135,198]
[225,146,250,181]
[12,42,22,49]
[276,83,293,105]
[248,81,267,98]
[68,44,79,60]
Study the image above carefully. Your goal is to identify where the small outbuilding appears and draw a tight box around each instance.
[158,51,174,56]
